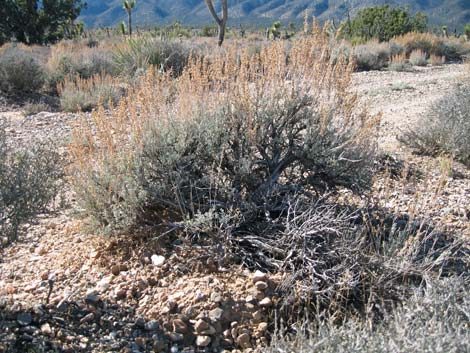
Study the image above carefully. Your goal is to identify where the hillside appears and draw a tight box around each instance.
[79,0,470,30]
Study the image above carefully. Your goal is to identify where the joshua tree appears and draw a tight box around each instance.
[122,0,136,36]
[204,0,228,46]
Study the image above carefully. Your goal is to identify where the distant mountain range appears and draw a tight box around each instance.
[79,0,470,31]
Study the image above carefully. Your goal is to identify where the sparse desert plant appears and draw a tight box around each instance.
[0,45,45,94]
[58,74,124,112]
[409,49,427,66]
[0,122,63,246]
[400,83,470,165]
[389,52,411,71]
[69,28,379,232]
[353,41,390,71]
[429,54,445,65]
[266,277,470,353]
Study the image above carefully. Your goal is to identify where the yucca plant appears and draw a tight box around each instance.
[122,0,136,36]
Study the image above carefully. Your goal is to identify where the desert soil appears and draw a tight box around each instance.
[0,63,469,353]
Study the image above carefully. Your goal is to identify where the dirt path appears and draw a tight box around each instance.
[352,63,467,152]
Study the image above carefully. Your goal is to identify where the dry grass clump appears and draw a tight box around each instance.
[429,54,445,66]
[0,121,63,246]
[267,277,470,353]
[400,82,470,166]
[58,74,124,112]
[69,25,379,231]
[409,49,427,66]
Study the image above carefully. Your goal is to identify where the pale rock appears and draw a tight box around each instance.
[258,322,268,332]
[194,319,209,334]
[255,281,268,291]
[236,333,252,349]
[259,297,272,307]
[151,255,165,266]
[252,270,267,283]
[196,335,211,347]
[208,307,224,322]
[168,332,184,342]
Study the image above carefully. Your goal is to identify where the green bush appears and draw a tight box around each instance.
[0,46,45,94]
[342,5,427,42]
[400,83,470,165]
[0,123,63,246]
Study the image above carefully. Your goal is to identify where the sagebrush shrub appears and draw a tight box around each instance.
[353,41,390,71]
[409,49,427,66]
[70,30,379,232]
[0,123,63,246]
[400,82,470,165]
[0,46,45,94]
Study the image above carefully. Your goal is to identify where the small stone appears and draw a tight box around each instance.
[194,319,209,334]
[17,313,32,326]
[196,335,211,347]
[208,307,224,322]
[169,332,184,342]
[210,292,223,303]
[258,322,268,332]
[255,281,268,291]
[254,291,265,301]
[41,323,52,335]
[145,320,159,331]
[236,333,251,349]
[252,270,267,283]
[259,297,272,307]
[135,337,146,348]
[172,319,187,334]
[115,289,127,300]
[41,271,49,281]
[245,295,255,303]
[252,311,263,321]
[85,292,100,305]
[80,312,95,324]
[111,265,122,276]
[151,255,165,266]
[200,325,216,335]
[223,329,231,338]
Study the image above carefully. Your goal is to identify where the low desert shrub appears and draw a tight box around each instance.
[69,29,379,232]
[0,45,45,94]
[353,41,390,71]
[0,122,63,246]
[46,42,116,93]
[395,32,470,61]
[400,82,470,166]
[429,54,445,65]
[409,49,427,66]
[112,37,192,77]
[389,52,411,71]
[267,277,470,353]
[58,74,124,112]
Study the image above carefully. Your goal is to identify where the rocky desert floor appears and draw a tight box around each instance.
[0,63,469,353]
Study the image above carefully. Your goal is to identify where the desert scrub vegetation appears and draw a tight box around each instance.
[400,82,470,166]
[69,25,379,233]
[0,122,63,247]
[68,25,470,324]
[0,44,47,95]
[112,37,193,77]
[266,277,470,353]
[58,74,124,112]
